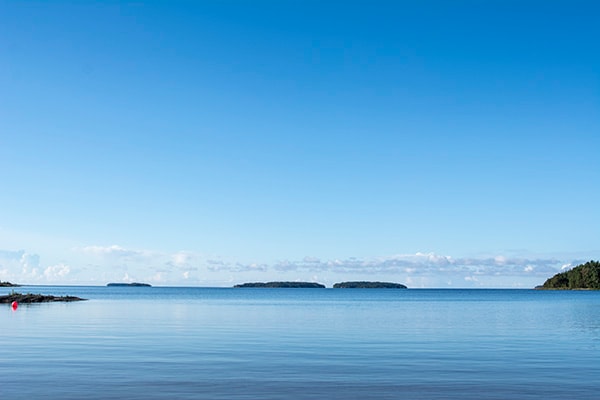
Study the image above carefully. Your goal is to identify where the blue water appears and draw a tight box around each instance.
[2,287,599,399]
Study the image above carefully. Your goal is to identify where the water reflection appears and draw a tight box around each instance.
[2,288,600,399]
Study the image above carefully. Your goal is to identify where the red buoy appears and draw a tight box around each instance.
[11,301,18,310]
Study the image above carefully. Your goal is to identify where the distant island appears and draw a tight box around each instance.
[1,292,86,303]
[333,281,407,289]
[107,282,152,287]
[0,281,20,287]
[538,260,600,290]
[234,281,326,288]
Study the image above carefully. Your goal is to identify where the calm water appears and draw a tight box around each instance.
[2,287,599,399]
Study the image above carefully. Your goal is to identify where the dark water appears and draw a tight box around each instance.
[2,287,599,399]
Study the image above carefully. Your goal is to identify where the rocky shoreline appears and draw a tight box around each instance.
[0,293,87,303]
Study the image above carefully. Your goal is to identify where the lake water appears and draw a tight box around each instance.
[2,286,599,399]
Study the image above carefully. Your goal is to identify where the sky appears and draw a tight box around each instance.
[1,0,598,288]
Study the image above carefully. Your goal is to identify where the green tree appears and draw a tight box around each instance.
[541,260,600,289]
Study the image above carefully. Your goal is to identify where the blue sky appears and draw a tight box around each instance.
[1,0,598,287]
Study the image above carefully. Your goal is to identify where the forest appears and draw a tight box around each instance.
[540,260,600,289]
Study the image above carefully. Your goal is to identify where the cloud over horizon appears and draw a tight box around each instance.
[259,252,568,278]
[0,249,72,283]
[0,245,591,287]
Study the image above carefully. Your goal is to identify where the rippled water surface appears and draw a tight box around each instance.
[2,287,599,399]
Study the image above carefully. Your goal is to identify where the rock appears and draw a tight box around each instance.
[0,293,86,303]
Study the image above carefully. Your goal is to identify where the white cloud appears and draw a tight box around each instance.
[0,245,589,287]
[150,272,164,282]
[156,252,579,287]
[20,252,41,271]
[494,255,508,264]
[44,263,71,281]
[0,250,26,261]
[0,250,40,282]
[80,245,144,258]
[414,252,453,265]
[206,259,226,267]
[171,251,192,267]
[262,252,564,277]
[303,256,321,263]
[212,262,269,272]
[0,249,75,283]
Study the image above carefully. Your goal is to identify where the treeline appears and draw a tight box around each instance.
[333,281,407,289]
[540,260,600,290]
[234,281,326,288]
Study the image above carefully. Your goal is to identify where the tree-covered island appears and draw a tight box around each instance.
[0,281,20,287]
[538,260,600,290]
[333,281,407,289]
[234,281,326,288]
[107,282,152,287]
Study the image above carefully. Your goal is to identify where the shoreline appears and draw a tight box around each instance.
[0,292,87,303]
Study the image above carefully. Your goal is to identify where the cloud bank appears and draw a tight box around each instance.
[0,246,588,287]
[216,252,567,277]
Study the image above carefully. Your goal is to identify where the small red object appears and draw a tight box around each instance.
[11,301,18,310]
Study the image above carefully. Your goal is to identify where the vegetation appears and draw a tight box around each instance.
[234,281,326,288]
[0,281,19,287]
[333,281,407,289]
[107,282,152,287]
[539,260,600,290]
